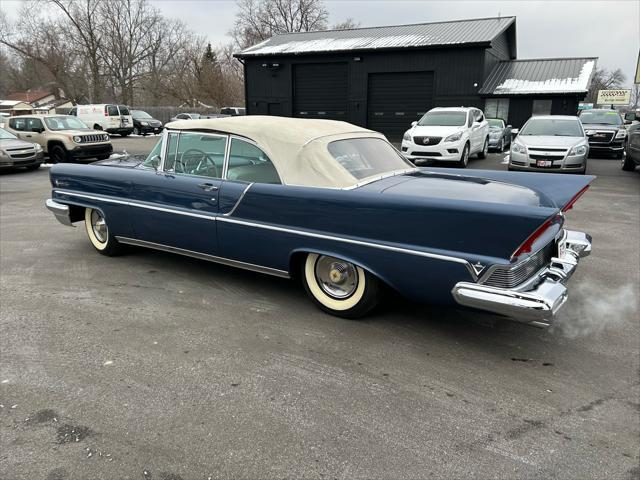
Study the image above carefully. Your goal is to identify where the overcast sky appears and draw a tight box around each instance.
[2,0,639,85]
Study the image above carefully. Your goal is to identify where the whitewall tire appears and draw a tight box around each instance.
[84,207,123,256]
[302,253,380,318]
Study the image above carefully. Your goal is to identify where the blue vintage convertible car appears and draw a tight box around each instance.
[46,116,593,327]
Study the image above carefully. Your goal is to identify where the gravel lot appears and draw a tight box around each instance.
[1,136,639,480]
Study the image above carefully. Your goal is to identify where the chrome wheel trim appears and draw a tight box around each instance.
[483,139,488,156]
[91,210,108,243]
[462,145,469,166]
[499,139,504,152]
[314,255,359,299]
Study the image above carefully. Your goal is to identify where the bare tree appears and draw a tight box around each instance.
[630,84,639,110]
[586,67,627,103]
[231,0,328,49]
[331,18,360,30]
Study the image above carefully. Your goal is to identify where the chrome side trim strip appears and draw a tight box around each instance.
[54,189,478,279]
[54,190,216,220]
[115,236,290,278]
[216,216,477,278]
[223,182,253,216]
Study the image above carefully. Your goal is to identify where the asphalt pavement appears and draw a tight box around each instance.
[1,138,639,480]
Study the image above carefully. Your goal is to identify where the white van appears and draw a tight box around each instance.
[69,104,134,136]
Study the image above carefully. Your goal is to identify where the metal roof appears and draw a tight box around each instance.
[236,16,515,57]
[479,57,598,95]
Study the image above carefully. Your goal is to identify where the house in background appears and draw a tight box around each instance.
[3,88,74,115]
[235,16,597,140]
[0,100,34,116]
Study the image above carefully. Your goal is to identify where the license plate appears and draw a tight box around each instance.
[536,160,553,167]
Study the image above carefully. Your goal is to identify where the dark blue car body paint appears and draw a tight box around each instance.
[49,162,594,306]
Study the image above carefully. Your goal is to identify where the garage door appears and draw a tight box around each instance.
[294,63,348,121]
[367,71,435,139]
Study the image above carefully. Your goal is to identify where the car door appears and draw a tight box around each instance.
[217,136,284,267]
[22,118,46,149]
[470,109,483,152]
[129,131,226,256]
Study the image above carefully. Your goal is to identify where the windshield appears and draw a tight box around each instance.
[0,128,17,140]
[520,118,583,137]
[327,137,414,181]
[44,116,90,131]
[418,111,466,127]
[132,110,152,119]
[579,110,622,125]
[487,119,504,128]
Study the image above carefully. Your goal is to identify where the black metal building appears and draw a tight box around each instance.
[235,17,596,139]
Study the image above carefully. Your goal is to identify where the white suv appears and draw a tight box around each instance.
[401,107,489,167]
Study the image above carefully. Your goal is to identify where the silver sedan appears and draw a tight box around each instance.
[508,115,589,174]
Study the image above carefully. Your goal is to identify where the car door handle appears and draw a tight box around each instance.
[198,183,218,191]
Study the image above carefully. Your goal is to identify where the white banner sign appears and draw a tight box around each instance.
[596,89,631,105]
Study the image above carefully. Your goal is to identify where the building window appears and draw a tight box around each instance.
[532,99,552,116]
[484,98,510,122]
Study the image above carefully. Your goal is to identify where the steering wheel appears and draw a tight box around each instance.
[177,148,219,177]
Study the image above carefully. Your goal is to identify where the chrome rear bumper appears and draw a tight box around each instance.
[452,229,591,328]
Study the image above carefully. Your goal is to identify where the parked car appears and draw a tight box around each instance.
[6,114,112,163]
[508,115,589,174]
[131,110,163,136]
[45,116,593,327]
[401,107,489,168]
[487,118,512,151]
[578,109,626,158]
[0,127,44,171]
[0,112,9,128]
[622,122,640,171]
[220,107,246,116]
[69,104,134,136]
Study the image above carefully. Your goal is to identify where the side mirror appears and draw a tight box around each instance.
[511,128,519,135]
[624,119,632,125]
[411,121,417,127]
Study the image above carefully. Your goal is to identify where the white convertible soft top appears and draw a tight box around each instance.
[165,115,407,188]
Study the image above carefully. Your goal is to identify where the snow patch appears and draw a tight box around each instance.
[494,60,595,94]
[243,34,435,55]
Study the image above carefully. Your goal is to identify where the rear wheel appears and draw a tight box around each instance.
[84,207,123,256]
[302,253,379,319]
[133,127,140,136]
[477,138,488,159]
[457,143,470,168]
[498,138,504,152]
[49,144,68,164]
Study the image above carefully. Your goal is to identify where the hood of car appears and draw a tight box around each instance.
[359,170,545,207]
[516,135,584,148]
[0,138,37,150]
[409,125,464,137]
[579,123,620,132]
[92,155,143,168]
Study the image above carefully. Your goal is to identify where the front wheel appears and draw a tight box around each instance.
[457,143,470,168]
[49,144,68,164]
[133,127,140,136]
[477,138,488,159]
[302,253,380,319]
[84,207,124,256]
